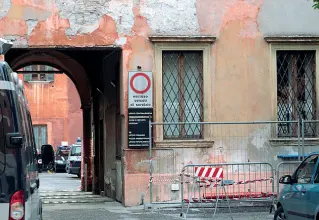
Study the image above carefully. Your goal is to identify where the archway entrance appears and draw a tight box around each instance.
[5,47,122,201]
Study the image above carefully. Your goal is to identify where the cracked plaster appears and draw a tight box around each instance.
[0,0,11,19]
[26,20,38,36]
[140,0,200,35]
[55,0,134,36]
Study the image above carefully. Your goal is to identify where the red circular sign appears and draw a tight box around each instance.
[130,72,151,94]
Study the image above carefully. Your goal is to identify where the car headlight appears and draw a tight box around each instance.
[56,160,63,164]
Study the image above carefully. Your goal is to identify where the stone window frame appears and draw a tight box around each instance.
[268,42,319,123]
[266,37,319,144]
[23,65,55,83]
[150,36,215,148]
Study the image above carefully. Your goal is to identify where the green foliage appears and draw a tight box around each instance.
[314,0,319,9]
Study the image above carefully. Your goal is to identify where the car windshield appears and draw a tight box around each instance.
[59,150,69,156]
[56,148,70,160]
[57,147,70,156]
[70,146,81,156]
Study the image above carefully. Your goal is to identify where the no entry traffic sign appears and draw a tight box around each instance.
[128,71,152,108]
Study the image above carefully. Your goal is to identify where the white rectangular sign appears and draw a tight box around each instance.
[128,71,152,108]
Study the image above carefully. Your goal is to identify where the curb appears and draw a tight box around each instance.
[41,195,102,199]
[42,199,114,204]
[40,193,92,197]
[40,190,82,193]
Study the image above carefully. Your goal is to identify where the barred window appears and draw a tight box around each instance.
[23,65,55,82]
[162,51,203,139]
[277,51,316,137]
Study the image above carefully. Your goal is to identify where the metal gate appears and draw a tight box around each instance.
[33,125,47,150]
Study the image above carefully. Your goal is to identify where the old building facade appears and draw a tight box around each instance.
[1,0,319,206]
[18,70,83,150]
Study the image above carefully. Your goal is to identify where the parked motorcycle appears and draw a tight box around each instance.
[40,144,54,172]
[37,149,43,173]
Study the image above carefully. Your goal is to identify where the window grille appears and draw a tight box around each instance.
[162,51,203,139]
[277,51,316,137]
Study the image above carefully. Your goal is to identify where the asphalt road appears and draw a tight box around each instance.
[39,171,80,192]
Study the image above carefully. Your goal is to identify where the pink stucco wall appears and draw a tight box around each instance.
[3,0,318,206]
[18,74,82,149]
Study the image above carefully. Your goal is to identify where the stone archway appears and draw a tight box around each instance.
[8,50,93,191]
[10,50,92,108]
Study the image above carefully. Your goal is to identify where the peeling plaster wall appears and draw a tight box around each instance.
[140,0,200,35]
[55,0,134,36]
[1,0,319,46]
[0,0,10,19]
[2,0,318,207]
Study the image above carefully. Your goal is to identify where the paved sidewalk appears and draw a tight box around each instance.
[39,172,113,204]
[39,172,80,192]
[43,202,274,220]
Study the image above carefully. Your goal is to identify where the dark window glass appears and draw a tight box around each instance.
[277,51,316,137]
[162,51,203,139]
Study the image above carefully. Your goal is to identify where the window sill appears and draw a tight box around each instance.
[154,139,214,148]
[149,35,216,43]
[26,80,53,83]
[270,138,319,146]
[264,35,319,43]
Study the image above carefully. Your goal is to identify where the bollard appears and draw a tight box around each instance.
[85,163,88,192]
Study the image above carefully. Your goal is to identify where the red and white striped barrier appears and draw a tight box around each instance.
[194,167,224,179]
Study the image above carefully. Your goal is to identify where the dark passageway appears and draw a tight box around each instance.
[5,47,122,200]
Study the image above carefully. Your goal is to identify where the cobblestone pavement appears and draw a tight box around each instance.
[43,203,274,220]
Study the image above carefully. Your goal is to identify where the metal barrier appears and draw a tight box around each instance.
[149,148,180,203]
[302,120,319,158]
[147,120,300,206]
[275,161,301,196]
[179,162,275,218]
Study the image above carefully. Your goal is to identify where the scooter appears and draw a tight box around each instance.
[38,157,43,173]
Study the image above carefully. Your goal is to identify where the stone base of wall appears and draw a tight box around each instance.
[124,174,149,206]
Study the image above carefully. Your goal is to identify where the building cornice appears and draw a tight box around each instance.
[264,35,319,43]
[149,35,216,43]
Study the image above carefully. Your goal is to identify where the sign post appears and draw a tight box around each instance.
[128,71,153,149]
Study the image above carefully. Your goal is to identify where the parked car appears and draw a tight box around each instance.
[0,57,43,219]
[66,143,82,177]
[54,146,70,172]
[274,152,319,220]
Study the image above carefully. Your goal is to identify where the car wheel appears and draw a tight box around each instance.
[274,206,286,220]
